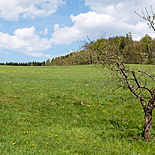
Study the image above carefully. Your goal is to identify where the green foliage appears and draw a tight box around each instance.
[4,61,46,66]
[45,59,51,66]
[141,34,155,64]
[122,41,146,64]
[0,65,155,154]
[50,32,155,66]
[141,34,153,47]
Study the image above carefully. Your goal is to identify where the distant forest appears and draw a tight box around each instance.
[1,32,155,66]
[0,61,46,66]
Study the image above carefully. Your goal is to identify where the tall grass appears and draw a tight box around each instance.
[0,65,155,154]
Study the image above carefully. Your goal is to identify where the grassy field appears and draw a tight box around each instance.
[0,65,155,155]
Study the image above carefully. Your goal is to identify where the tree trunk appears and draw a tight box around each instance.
[143,110,152,141]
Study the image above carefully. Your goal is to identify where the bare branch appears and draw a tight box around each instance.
[142,86,152,94]
[131,71,140,88]
[135,6,155,31]
[138,69,155,81]
[134,11,147,20]
[115,62,147,111]
[145,7,150,19]
[150,5,154,17]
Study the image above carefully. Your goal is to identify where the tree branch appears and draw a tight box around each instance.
[131,71,140,88]
[116,62,146,111]
[138,69,155,81]
[134,6,155,31]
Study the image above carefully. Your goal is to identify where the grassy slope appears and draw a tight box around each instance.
[0,65,155,155]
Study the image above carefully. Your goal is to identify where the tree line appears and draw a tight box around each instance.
[1,32,154,66]
[49,32,155,66]
[0,61,46,66]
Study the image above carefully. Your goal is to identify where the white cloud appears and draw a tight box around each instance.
[0,0,155,58]
[0,51,11,55]
[50,0,155,45]
[23,51,52,58]
[51,24,80,44]
[84,0,155,11]
[50,10,155,45]
[44,28,49,35]
[0,0,66,21]
[84,0,155,24]
[70,11,114,31]
[0,26,52,57]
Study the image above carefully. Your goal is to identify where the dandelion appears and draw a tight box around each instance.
[114,111,115,113]
[85,142,87,144]
[55,135,58,137]
[32,144,34,147]
[67,150,68,152]
[59,148,61,150]
[47,143,48,144]
[12,143,16,145]
[103,110,105,112]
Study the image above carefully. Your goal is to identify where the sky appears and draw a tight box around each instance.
[0,0,155,63]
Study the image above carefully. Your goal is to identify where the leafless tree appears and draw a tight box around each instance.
[84,6,155,141]
[134,6,155,31]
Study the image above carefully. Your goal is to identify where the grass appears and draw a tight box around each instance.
[0,65,155,154]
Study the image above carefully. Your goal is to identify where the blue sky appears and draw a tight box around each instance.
[0,0,155,63]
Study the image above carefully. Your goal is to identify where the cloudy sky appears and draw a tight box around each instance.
[0,0,155,63]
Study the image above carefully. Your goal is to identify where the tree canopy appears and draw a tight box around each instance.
[49,33,155,66]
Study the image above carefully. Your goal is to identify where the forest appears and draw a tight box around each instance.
[50,32,155,66]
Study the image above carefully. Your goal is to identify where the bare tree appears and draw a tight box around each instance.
[135,6,155,64]
[84,6,155,140]
[88,41,155,141]
[134,6,155,31]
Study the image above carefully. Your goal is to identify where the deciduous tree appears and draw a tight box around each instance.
[85,7,155,140]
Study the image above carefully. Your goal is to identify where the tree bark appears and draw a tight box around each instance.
[143,110,152,141]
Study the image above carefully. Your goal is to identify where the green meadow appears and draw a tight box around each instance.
[0,65,155,155]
